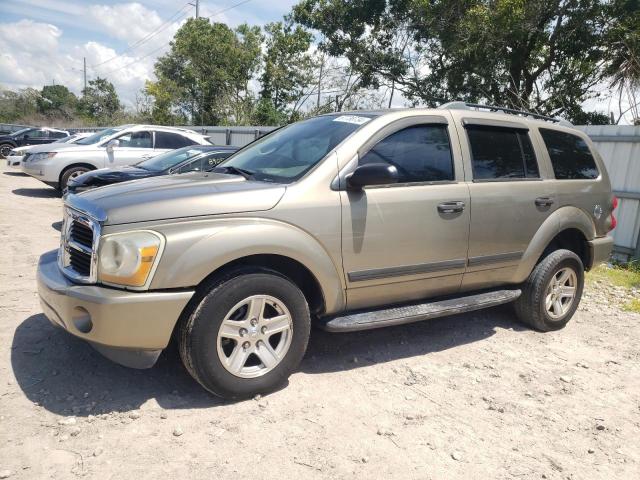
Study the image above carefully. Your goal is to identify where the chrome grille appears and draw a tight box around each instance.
[59,207,100,283]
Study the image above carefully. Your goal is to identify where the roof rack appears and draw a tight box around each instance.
[438,101,573,126]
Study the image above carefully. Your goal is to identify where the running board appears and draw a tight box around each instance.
[319,289,521,333]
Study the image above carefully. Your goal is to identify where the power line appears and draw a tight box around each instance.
[96,0,257,76]
[90,2,192,69]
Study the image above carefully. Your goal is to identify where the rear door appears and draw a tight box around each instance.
[24,129,50,146]
[455,116,556,290]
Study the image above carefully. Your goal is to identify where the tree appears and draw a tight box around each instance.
[78,77,121,123]
[293,0,616,121]
[260,20,316,122]
[151,18,262,125]
[37,85,77,119]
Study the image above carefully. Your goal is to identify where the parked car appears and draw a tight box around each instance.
[22,125,212,191]
[66,145,238,193]
[37,105,615,398]
[5,132,96,167]
[0,127,70,158]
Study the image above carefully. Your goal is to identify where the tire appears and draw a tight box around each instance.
[178,267,311,399]
[60,166,91,191]
[515,249,584,332]
[0,143,13,158]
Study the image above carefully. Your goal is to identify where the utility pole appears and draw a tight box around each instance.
[316,54,324,109]
[83,57,87,93]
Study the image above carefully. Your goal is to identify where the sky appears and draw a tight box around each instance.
[0,0,298,106]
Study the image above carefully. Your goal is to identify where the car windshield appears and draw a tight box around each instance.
[10,128,33,137]
[216,114,375,183]
[75,127,123,145]
[136,146,212,172]
[54,134,77,144]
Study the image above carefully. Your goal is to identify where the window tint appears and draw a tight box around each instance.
[116,131,152,148]
[155,131,197,149]
[29,129,49,139]
[539,129,598,179]
[467,127,539,180]
[359,124,454,182]
[176,158,204,173]
[50,131,67,139]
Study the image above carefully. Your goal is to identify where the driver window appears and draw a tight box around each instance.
[116,131,152,148]
[360,124,454,182]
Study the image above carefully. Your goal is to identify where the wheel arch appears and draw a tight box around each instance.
[149,218,346,315]
[59,162,97,186]
[514,206,596,282]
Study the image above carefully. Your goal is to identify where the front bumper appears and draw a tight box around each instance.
[37,250,194,368]
[587,235,614,269]
[6,155,23,167]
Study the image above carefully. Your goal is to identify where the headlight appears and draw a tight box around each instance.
[97,231,164,288]
[31,152,56,162]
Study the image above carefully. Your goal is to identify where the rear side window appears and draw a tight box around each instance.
[155,132,197,149]
[467,126,539,180]
[360,124,454,182]
[539,129,599,179]
[50,131,67,139]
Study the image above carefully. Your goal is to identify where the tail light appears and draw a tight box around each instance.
[609,196,618,231]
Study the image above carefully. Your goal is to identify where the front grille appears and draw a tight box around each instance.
[59,208,100,283]
[70,221,93,249]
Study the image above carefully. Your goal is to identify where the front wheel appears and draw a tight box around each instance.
[60,166,91,191]
[0,143,13,158]
[178,267,311,399]
[515,249,584,331]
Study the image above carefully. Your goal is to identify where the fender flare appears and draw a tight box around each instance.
[149,218,346,313]
[513,206,595,282]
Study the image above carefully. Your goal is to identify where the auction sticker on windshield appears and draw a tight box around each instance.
[333,115,370,125]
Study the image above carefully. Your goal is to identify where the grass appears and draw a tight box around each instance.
[587,260,640,313]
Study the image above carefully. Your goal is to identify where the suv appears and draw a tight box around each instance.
[22,125,212,191]
[0,126,70,158]
[37,105,615,398]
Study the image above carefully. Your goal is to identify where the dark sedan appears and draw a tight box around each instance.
[66,145,238,193]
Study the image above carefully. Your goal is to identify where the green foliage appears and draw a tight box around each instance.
[260,20,315,121]
[0,87,39,122]
[293,0,624,117]
[37,85,77,119]
[150,18,263,125]
[77,77,122,123]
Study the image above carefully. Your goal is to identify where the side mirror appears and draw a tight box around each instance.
[346,163,399,190]
[105,139,120,152]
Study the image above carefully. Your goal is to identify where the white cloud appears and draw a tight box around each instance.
[87,3,167,44]
[0,19,61,53]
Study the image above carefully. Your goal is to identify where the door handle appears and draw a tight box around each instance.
[437,201,466,214]
[535,197,554,207]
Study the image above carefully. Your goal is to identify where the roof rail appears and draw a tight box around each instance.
[438,101,573,126]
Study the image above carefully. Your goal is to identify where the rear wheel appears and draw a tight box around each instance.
[60,166,91,191]
[515,249,584,331]
[179,267,311,399]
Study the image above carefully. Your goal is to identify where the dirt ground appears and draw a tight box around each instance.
[0,164,639,480]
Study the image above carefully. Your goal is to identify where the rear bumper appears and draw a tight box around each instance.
[37,249,194,368]
[587,235,614,269]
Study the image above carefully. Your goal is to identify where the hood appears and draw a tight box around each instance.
[27,143,83,154]
[10,145,31,154]
[71,172,286,225]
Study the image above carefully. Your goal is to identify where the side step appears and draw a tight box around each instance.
[319,289,521,333]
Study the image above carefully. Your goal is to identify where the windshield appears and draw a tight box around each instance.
[137,146,212,172]
[217,114,374,183]
[10,128,33,137]
[75,127,123,145]
[54,134,78,144]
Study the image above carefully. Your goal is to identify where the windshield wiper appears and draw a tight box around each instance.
[213,165,255,180]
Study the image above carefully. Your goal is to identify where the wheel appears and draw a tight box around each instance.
[0,143,13,158]
[515,249,584,331]
[178,267,311,399]
[60,166,90,191]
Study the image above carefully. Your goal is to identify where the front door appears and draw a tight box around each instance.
[340,120,470,310]
[106,130,154,167]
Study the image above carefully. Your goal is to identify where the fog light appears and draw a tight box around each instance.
[72,306,93,333]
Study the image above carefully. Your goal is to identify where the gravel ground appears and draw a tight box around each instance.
[1,165,639,480]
